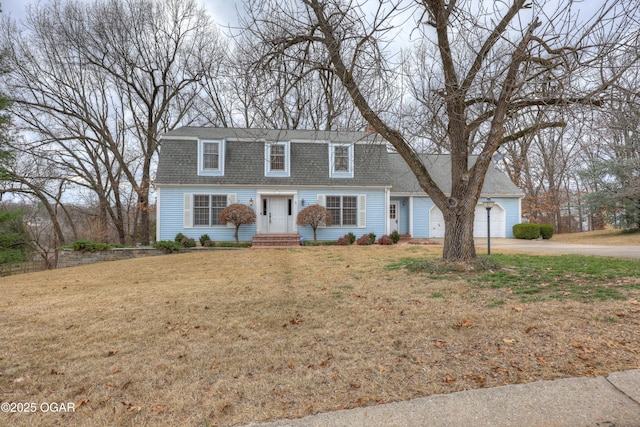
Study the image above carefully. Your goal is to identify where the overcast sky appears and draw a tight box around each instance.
[1,0,241,27]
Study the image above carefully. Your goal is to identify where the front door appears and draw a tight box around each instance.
[261,196,292,233]
[269,197,288,233]
[389,201,399,234]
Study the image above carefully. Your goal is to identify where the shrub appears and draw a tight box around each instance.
[202,240,216,247]
[174,233,186,243]
[337,233,355,245]
[539,224,554,240]
[513,223,540,240]
[356,235,370,245]
[71,240,113,252]
[181,237,196,248]
[390,230,401,244]
[199,234,211,246]
[378,235,393,245]
[153,240,183,253]
[219,204,257,243]
[297,205,332,241]
[356,233,376,245]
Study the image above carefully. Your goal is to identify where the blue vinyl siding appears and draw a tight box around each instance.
[411,197,435,238]
[157,187,257,242]
[407,196,520,239]
[496,197,521,238]
[297,189,386,241]
[391,198,410,235]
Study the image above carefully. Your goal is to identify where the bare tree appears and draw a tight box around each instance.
[1,0,225,244]
[297,204,332,241]
[219,203,256,243]
[243,0,639,261]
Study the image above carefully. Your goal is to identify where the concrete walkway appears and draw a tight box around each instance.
[244,370,640,427]
[481,238,640,259]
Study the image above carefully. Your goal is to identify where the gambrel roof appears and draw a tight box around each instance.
[156,127,524,197]
[156,127,391,187]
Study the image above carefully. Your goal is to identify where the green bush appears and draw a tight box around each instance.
[199,234,211,246]
[174,233,186,243]
[347,232,356,244]
[153,240,183,253]
[512,224,540,240]
[390,230,401,244]
[71,240,113,252]
[539,224,554,240]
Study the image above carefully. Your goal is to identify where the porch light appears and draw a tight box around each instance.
[483,198,495,255]
[301,199,305,206]
[249,198,254,206]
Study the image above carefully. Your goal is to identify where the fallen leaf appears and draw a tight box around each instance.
[441,376,456,384]
[454,319,474,328]
[434,340,446,348]
[535,354,547,364]
[502,338,516,344]
[75,399,89,408]
[111,366,121,374]
[377,365,387,372]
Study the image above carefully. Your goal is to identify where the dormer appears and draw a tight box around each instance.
[264,141,291,177]
[197,139,225,176]
[329,142,354,178]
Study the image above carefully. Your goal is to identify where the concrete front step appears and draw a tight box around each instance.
[252,234,301,247]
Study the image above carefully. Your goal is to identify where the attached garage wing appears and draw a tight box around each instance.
[429,204,505,238]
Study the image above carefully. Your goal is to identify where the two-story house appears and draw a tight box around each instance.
[154,127,524,244]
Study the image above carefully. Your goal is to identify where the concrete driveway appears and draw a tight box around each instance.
[481,238,640,259]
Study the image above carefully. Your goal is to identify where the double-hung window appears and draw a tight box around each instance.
[198,140,225,176]
[329,143,354,178]
[265,141,290,177]
[193,195,227,226]
[326,195,358,226]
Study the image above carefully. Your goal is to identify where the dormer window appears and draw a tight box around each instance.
[265,141,290,177]
[330,143,354,178]
[198,139,225,176]
[203,142,219,170]
[270,144,286,171]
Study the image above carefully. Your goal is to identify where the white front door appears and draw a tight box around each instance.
[389,201,399,234]
[269,197,288,233]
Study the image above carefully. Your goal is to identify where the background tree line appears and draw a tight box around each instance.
[0,0,638,265]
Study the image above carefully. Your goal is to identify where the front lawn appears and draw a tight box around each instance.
[0,245,638,426]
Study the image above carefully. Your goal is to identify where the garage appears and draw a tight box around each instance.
[429,204,505,238]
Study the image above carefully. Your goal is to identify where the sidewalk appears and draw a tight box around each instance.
[244,369,640,427]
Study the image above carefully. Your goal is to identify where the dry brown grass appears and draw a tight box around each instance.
[553,228,640,245]
[1,245,639,426]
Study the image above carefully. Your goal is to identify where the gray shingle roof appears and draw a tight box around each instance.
[156,127,523,196]
[156,127,391,187]
[386,153,524,196]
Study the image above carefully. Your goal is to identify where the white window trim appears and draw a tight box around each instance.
[183,193,236,228]
[264,141,290,177]
[329,143,354,178]
[198,139,225,176]
[317,194,366,228]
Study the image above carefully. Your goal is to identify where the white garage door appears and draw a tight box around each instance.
[430,204,505,238]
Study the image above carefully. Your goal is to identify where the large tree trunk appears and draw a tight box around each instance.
[442,204,477,261]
